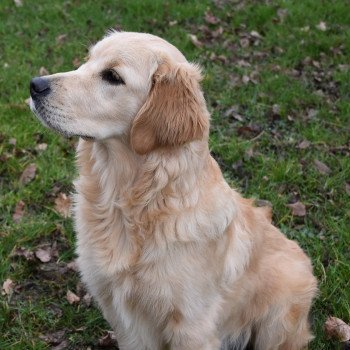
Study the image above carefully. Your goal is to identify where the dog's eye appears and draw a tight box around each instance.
[101,69,125,85]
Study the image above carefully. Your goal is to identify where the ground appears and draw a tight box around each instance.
[0,0,349,349]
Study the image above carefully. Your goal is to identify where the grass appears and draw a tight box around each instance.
[0,0,349,349]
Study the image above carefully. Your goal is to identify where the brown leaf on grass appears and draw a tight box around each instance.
[14,0,23,7]
[67,260,79,272]
[56,34,67,44]
[19,163,36,185]
[224,106,244,122]
[298,140,311,149]
[244,148,254,160]
[306,108,318,120]
[237,124,261,138]
[66,290,80,304]
[346,183,350,196]
[39,330,66,345]
[54,193,71,218]
[98,331,117,347]
[240,38,250,48]
[35,241,59,264]
[204,11,219,25]
[13,200,25,223]
[277,8,288,22]
[35,143,47,151]
[8,138,16,145]
[242,75,250,84]
[272,104,280,115]
[10,247,34,261]
[237,60,251,68]
[52,340,69,350]
[2,278,15,295]
[255,199,273,208]
[250,30,262,39]
[39,66,49,76]
[314,159,331,175]
[188,34,203,48]
[83,293,92,307]
[287,201,306,217]
[35,247,52,263]
[324,316,350,342]
[72,57,81,68]
[316,21,327,31]
[211,26,224,39]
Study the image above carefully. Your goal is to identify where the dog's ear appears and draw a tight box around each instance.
[130,59,209,155]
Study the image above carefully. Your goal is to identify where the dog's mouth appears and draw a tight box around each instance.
[30,98,95,141]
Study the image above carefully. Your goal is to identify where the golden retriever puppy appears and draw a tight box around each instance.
[30,31,317,350]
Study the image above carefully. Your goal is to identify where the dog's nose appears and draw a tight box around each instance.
[30,77,50,96]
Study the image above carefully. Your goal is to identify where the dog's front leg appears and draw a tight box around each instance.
[170,335,221,350]
[166,319,221,350]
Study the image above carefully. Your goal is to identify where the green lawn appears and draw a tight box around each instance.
[1,0,349,349]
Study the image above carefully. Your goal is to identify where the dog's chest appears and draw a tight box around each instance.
[98,239,217,324]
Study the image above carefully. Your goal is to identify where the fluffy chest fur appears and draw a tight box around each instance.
[73,139,252,347]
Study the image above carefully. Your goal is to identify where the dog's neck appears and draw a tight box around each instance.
[75,137,211,215]
[74,136,240,271]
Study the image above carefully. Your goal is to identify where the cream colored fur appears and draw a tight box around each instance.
[30,31,317,350]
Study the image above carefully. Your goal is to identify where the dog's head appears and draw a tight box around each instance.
[30,31,209,154]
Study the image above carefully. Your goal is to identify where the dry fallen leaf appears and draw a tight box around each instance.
[240,38,250,48]
[98,331,117,347]
[255,199,273,208]
[39,66,49,76]
[300,26,310,32]
[277,8,288,21]
[72,57,81,68]
[67,290,80,304]
[10,247,34,261]
[8,138,16,145]
[188,34,203,48]
[245,148,254,160]
[316,21,327,31]
[56,34,67,44]
[2,278,15,295]
[204,11,219,25]
[287,201,306,217]
[35,247,52,263]
[314,159,331,175]
[54,193,71,218]
[346,183,350,196]
[307,108,318,119]
[237,124,261,138]
[250,30,262,39]
[13,200,25,223]
[35,143,48,151]
[83,293,92,307]
[19,163,37,185]
[67,260,79,272]
[39,330,66,345]
[272,104,280,115]
[324,316,350,342]
[14,0,23,7]
[242,75,250,84]
[298,140,311,149]
[224,106,244,122]
[51,340,69,350]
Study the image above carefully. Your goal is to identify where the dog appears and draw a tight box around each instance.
[30,31,317,350]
